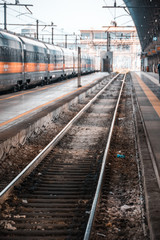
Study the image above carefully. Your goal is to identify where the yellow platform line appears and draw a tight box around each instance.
[0,77,100,128]
[134,73,160,118]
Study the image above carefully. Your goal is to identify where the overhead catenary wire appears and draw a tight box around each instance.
[0,3,65,35]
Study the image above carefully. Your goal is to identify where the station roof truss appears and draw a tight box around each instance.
[123,0,160,51]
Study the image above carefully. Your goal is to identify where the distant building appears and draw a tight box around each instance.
[21,28,36,38]
[80,27,141,71]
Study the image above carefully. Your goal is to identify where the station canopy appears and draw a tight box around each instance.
[123,0,160,51]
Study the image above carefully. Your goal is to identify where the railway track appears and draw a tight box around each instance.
[0,73,126,239]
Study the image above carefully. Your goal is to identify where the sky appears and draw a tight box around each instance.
[0,0,134,35]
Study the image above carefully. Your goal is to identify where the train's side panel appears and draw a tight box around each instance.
[81,53,88,73]
[89,56,95,72]
[0,32,23,91]
[86,55,96,73]
[0,30,96,92]
[86,55,91,72]
[73,51,78,75]
[84,54,94,73]
[62,48,74,77]
[19,37,48,85]
[45,44,64,80]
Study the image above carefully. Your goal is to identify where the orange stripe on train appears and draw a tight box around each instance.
[0,62,23,74]
[0,62,64,74]
[48,63,63,71]
[24,63,48,72]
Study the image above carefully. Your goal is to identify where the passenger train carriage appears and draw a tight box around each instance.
[0,30,96,92]
[0,31,23,91]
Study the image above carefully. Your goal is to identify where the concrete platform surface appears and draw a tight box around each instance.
[0,72,108,133]
[131,71,160,240]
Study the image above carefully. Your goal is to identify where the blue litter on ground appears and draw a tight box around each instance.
[117,154,125,158]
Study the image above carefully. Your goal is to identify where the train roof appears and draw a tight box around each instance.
[0,30,21,42]
[45,43,63,52]
[61,47,74,55]
[0,30,22,49]
[19,36,46,48]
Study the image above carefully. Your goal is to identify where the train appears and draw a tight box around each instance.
[0,29,97,92]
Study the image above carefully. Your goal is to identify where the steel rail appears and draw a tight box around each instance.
[131,79,148,236]
[0,73,119,204]
[83,73,126,240]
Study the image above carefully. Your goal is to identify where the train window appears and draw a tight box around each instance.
[36,52,39,62]
[40,54,43,62]
[81,33,90,40]
[1,47,6,61]
[49,55,52,63]
[94,33,102,39]
[26,52,28,62]
[101,32,107,39]
[34,52,37,62]
[114,32,131,40]
[124,33,131,39]
[52,55,55,63]
[109,32,116,39]
[41,53,45,63]
[0,38,3,46]
[45,55,47,63]
[27,51,32,62]
[42,53,45,63]
[16,49,21,62]
[0,47,4,61]
[39,54,41,62]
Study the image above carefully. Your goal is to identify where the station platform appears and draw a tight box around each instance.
[0,72,108,133]
[131,71,160,239]
[132,71,160,165]
[1,71,160,239]
[0,72,109,159]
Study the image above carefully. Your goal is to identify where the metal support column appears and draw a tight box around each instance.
[36,20,39,40]
[78,47,81,88]
[65,34,67,48]
[4,3,7,30]
[52,27,54,44]
[107,32,110,52]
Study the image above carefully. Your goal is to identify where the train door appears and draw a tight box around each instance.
[46,49,50,79]
[21,42,26,85]
[103,57,110,72]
